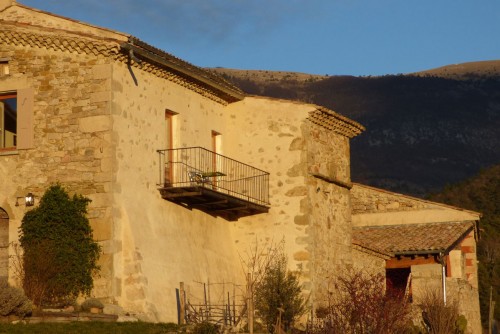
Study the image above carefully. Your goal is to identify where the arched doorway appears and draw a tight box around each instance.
[0,208,8,281]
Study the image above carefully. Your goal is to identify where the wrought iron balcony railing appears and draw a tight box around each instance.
[157,147,270,207]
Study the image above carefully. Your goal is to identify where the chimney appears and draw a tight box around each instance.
[0,0,15,11]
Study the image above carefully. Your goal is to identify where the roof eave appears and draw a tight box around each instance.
[121,42,245,103]
[393,249,444,257]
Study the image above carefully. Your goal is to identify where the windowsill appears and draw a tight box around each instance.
[0,148,19,156]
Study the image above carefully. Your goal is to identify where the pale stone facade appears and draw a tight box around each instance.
[0,1,482,332]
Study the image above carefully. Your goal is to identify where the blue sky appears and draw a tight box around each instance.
[20,0,500,76]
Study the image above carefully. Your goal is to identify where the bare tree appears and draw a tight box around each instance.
[312,269,412,334]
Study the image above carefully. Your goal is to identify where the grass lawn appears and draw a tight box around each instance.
[0,321,181,334]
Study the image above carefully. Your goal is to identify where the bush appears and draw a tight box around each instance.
[0,281,33,317]
[418,289,466,334]
[312,269,413,334]
[81,298,104,312]
[19,185,101,306]
[254,251,305,333]
[192,322,219,334]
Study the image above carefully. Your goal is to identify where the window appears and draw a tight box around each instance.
[164,109,178,185]
[0,88,34,150]
[0,59,9,76]
[0,93,16,149]
[211,131,221,189]
[211,130,221,154]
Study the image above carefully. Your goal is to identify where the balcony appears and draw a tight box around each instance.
[157,147,270,221]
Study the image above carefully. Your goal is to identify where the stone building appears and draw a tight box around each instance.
[0,1,481,332]
[351,184,481,332]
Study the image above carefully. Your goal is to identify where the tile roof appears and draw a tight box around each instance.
[307,106,365,138]
[126,37,243,102]
[0,6,244,105]
[352,221,475,256]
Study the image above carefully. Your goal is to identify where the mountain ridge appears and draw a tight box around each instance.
[210,60,500,196]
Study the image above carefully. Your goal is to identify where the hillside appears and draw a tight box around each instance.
[210,61,500,196]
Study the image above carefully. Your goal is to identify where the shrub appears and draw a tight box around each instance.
[418,289,466,334]
[81,298,104,312]
[19,184,101,306]
[192,321,219,334]
[312,269,413,334]
[0,280,33,317]
[254,251,305,333]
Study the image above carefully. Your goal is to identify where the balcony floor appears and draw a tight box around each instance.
[159,185,269,221]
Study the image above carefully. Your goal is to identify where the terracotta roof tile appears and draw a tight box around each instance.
[307,106,365,138]
[352,221,475,256]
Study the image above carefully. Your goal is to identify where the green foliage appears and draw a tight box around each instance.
[429,164,500,325]
[192,322,219,334]
[0,281,32,317]
[19,184,101,306]
[254,252,305,333]
[0,321,180,334]
[456,315,468,333]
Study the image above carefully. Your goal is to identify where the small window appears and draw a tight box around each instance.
[0,59,9,76]
[0,93,17,149]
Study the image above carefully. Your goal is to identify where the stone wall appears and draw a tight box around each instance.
[351,246,386,277]
[0,208,8,281]
[351,184,480,227]
[224,97,313,306]
[446,278,481,334]
[303,119,353,307]
[224,97,358,314]
[352,184,432,214]
[410,263,481,334]
[0,44,114,292]
[0,4,362,324]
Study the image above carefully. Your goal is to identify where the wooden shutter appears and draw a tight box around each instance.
[16,87,34,149]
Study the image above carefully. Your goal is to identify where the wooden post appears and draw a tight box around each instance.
[207,279,211,321]
[233,284,236,325]
[222,280,226,325]
[204,282,209,321]
[180,282,186,325]
[247,273,254,334]
[489,286,494,334]
[227,291,231,326]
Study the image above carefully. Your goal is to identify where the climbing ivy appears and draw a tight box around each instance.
[19,184,101,306]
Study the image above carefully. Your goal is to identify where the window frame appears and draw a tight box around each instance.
[0,87,34,152]
[0,92,17,151]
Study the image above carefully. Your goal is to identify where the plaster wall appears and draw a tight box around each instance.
[110,62,241,321]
